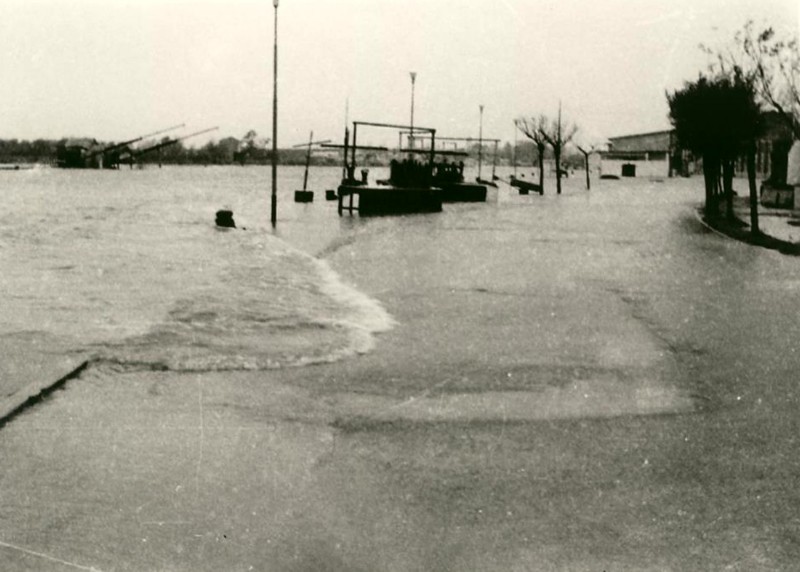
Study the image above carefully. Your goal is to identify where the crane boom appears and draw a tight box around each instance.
[88,123,187,157]
[132,126,219,156]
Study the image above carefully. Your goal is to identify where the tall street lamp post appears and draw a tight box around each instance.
[409,72,416,154]
[270,0,279,227]
[478,104,484,179]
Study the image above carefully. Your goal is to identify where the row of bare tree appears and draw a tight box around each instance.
[514,105,599,194]
[514,106,576,195]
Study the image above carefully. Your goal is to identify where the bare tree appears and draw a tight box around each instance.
[734,22,800,138]
[701,20,799,234]
[575,144,597,190]
[732,23,799,234]
[540,105,577,195]
[514,115,549,191]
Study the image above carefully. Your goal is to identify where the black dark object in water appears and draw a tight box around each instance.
[215,209,236,228]
[510,176,543,195]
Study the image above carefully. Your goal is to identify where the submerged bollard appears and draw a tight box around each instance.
[215,209,236,228]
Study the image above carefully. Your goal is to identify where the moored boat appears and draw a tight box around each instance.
[509,175,543,195]
[335,120,444,216]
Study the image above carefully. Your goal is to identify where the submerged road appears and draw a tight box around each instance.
[1,177,800,571]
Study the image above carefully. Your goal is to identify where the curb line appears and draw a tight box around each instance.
[693,208,733,240]
[692,207,800,255]
[0,360,90,428]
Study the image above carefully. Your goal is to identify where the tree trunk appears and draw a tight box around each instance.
[747,141,759,235]
[723,159,735,221]
[555,146,562,195]
[583,151,590,190]
[702,154,717,218]
[537,143,545,192]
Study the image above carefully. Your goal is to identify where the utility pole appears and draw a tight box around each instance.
[270,0,279,227]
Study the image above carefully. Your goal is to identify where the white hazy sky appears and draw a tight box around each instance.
[1,0,798,147]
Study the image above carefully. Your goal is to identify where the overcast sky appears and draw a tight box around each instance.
[0,0,797,147]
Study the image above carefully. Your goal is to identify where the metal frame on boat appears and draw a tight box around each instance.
[324,121,443,216]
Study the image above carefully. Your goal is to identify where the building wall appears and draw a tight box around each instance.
[601,157,669,178]
[605,113,793,182]
[603,130,675,178]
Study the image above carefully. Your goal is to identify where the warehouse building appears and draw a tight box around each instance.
[600,130,687,179]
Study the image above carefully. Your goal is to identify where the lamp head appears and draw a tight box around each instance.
[273,0,279,7]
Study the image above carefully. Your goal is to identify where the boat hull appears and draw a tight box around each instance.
[510,178,543,195]
[337,184,443,216]
[439,182,487,202]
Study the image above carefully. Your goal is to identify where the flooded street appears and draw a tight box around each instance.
[4,0,799,568]
[1,172,800,570]
[312,176,800,569]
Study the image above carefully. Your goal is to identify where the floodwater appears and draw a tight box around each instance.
[2,164,800,570]
[0,165,394,375]
[0,164,725,415]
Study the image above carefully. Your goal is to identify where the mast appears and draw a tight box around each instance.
[409,72,417,157]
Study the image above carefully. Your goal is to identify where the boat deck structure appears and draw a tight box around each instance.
[328,121,446,216]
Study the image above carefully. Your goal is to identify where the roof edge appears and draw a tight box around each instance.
[607,129,674,141]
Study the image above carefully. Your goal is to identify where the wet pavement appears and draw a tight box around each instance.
[2,176,800,570]
[0,333,87,423]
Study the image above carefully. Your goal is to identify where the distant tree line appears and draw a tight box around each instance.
[0,136,340,166]
[0,135,587,169]
[0,139,56,164]
[149,136,343,166]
